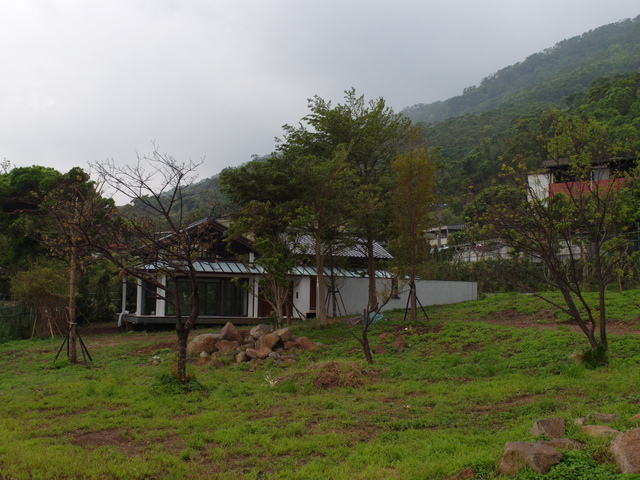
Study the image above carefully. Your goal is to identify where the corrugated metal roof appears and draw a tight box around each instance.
[142,261,392,278]
[293,235,393,260]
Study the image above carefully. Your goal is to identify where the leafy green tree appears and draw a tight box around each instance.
[41,167,115,363]
[390,142,436,320]
[278,89,413,310]
[477,111,634,364]
[0,165,62,271]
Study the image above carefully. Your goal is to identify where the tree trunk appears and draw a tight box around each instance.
[315,232,328,325]
[68,243,78,364]
[366,237,378,311]
[409,278,417,321]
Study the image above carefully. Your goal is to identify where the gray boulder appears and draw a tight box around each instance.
[611,427,640,473]
[250,324,273,339]
[255,333,280,350]
[219,322,244,343]
[497,442,562,476]
[530,418,566,438]
[539,438,585,451]
[273,327,293,342]
[186,333,219,355]
[581,425,620,438]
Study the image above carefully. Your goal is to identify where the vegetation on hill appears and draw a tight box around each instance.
[403,16,640,124]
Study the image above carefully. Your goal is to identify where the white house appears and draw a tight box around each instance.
[118,218,478,327]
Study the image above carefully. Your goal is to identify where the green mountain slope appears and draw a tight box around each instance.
[403,15,640,125]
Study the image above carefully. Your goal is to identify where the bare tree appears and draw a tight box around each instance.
[75,148,216,382]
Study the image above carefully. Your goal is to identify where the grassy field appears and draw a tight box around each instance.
[2,292,640,479]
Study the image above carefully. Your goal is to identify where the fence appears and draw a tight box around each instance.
[0,302,67,341]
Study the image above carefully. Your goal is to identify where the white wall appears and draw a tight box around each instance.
[304,277,478,317]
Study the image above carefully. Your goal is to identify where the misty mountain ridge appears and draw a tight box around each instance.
[402,15,640,124]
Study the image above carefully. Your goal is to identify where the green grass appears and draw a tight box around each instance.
[1,292,640,479]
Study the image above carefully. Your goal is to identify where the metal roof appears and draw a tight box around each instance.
[143,261,392,278]
[293,235,393,260]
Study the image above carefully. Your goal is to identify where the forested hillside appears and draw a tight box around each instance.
[402,16,640,124]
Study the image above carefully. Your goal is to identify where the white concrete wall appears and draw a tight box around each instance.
[314,277,478,317]
[527,172,551,201]
[293,276,313,317]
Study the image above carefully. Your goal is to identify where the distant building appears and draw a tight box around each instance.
[527,156,637,200]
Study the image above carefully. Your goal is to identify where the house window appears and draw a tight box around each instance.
[141,280,157,315]
[166,278,248,317]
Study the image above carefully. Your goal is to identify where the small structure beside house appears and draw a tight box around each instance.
[118,218,478,327]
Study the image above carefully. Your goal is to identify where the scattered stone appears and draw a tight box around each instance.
[236,351,250,363]
[245,348,260,359]
[250,324,273,339]
[268,351,281,360]
[255,347,273,359]
[296,336,320,351]
[581,425,620,438]
[273,328,293,342]
[378,333,394,341]
[574,417,586,426]
[592,412,619,424]
[199,351,211,358]
[611,427,640,473]
[446,467,475,480]
[631,414,640,421]
[186,333,219,355]
[256,333,280,350]
[389,335,407,353]
[215,340,240,354]
[497,442,562,476]
[539,438,585,451]
[219,322,244,343]
[373,344,388,354]
[530,418,566,438]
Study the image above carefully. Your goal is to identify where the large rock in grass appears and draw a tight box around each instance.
[219,322,243,343]
[611,428,640,473]
[592,412,619,424]
[255,333,280,350]
[296,336,320,351]
[187,333,219,355]
[581,425,620,438]
[245,347,272,359]
[530,418,565,438]
[250,324,273,339]
[539,438,585,451]
[497,442,562,476]
[273,327,293,342]
[215,340,239,354]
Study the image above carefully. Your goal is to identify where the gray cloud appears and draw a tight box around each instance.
[1,0,638,187]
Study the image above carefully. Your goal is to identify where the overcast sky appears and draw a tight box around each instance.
[2,0,639,190]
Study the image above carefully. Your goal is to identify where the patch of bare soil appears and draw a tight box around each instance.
[68,428,185,456]
[128,341,177,357]
[276,361,379,390]
[470,310,640,335]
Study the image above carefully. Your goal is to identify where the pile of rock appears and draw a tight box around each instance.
[187,322,321,368]
[447,412,640,478]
